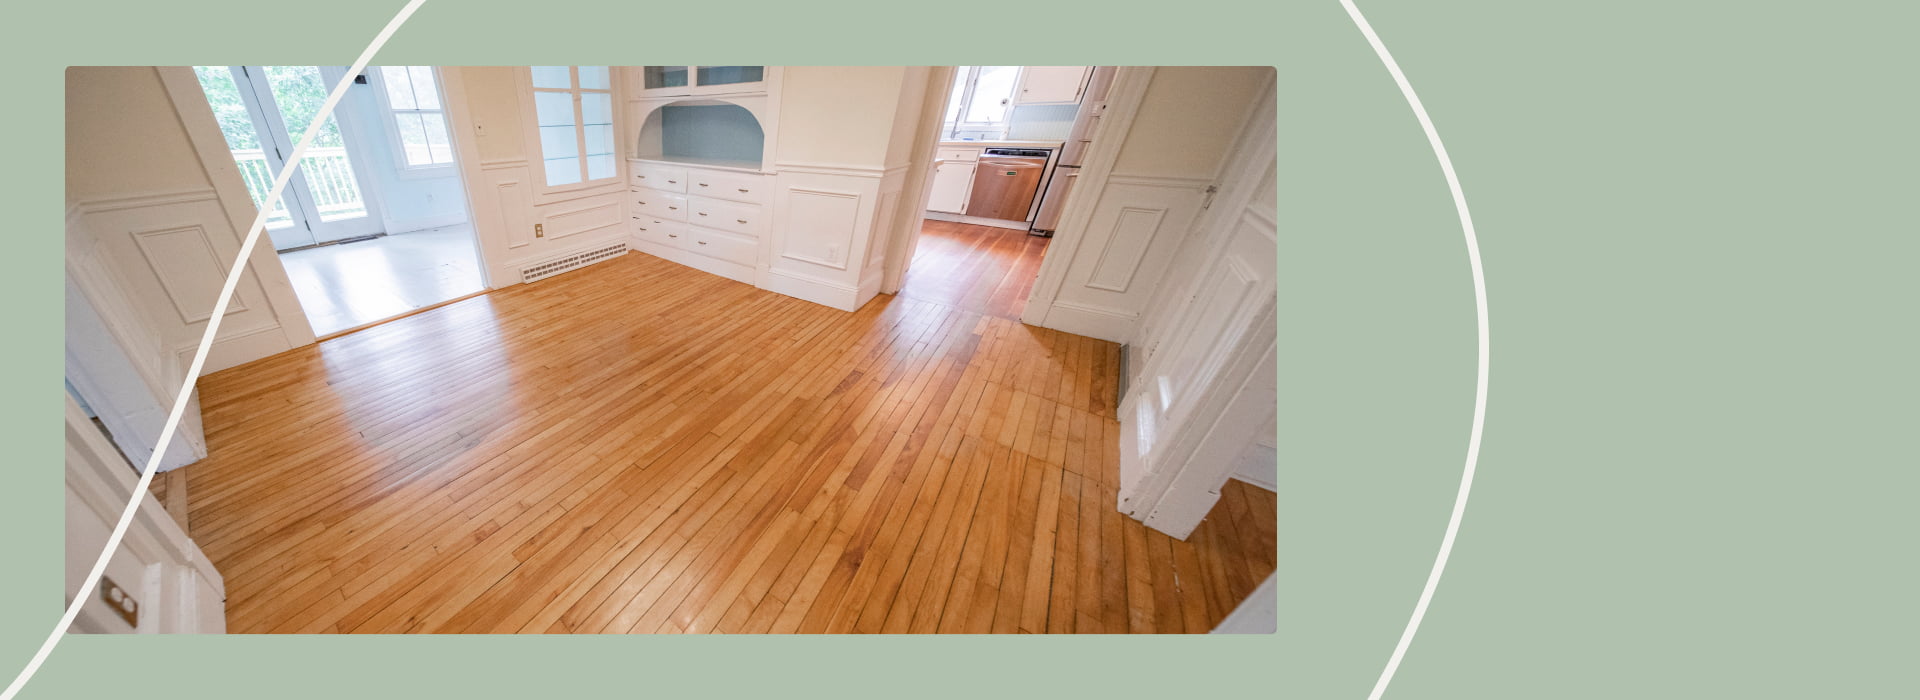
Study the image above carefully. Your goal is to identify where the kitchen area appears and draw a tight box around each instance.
[924,66,1117,235]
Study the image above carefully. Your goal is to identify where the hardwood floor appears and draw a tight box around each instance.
[898,220,1049,320]
[187,243,1275,633]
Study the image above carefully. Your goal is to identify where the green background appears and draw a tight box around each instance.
[6,1,1914,697]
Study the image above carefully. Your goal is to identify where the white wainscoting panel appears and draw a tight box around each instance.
[75,190,292,375]
[542,193,624,240]
[130,224,248,324]
[780,187,860,271]
[1040,178,1207,343]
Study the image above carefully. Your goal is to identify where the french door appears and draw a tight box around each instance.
[195,66,382,250]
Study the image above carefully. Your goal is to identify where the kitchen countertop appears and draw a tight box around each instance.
[939,139,1064,149]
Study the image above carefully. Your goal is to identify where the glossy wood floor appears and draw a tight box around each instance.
[187,238,1275,634]
[898,220,1050,320]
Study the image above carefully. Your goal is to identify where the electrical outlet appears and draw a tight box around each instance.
[535,223,544,238]
[100,576,138,628]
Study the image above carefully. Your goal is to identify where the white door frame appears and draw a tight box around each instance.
[64,395,226,634]
[1113,78,1279,539]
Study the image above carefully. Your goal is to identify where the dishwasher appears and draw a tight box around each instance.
[964,148,1050,222]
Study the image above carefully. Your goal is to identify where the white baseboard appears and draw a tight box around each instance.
[762,268,862,311]
[923,210,1035,231]
[176,324,291,376]
[382,211,469,235]
[630,239,756,286]
[1038,300,1136,343]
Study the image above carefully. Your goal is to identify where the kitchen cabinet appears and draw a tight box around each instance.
[1015,66,1092,106]
[636,66,768,97]
[927,160,977,214]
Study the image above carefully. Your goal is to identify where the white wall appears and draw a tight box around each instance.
[444,66,628,289]
[335,73,469,234]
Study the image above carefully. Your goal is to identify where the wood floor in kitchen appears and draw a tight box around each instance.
[186,221,1277,633]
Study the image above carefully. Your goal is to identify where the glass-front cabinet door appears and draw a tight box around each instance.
[635,66,766,97]
[641,66,688,95]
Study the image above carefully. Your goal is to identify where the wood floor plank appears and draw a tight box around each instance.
[184,221,1276,634]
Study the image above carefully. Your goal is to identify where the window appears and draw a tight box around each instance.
[531,66,616,187]
[375,66,455,170]
[944,66,1022,140]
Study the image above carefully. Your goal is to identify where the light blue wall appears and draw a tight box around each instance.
[661,104,765,164]
[341,76,468,234]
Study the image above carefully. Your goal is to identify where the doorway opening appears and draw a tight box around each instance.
[898,66,1115,321]
[193,65,486,337]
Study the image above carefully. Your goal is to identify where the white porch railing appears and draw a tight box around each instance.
[230,147,368,224]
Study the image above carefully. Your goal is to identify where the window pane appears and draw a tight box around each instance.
[545,157,581,186]
[577,66,610,90]
[580,92,612,126]
[964,66,1019,124]
[583,124,614,157]
[534,91,575,127]
[944,67,969,125]
[696,66,763,86]
[396,112,431,167]
[380,66,415,110]
[422,112,453,164]
[408,66,441,109]
[539,125,578,159]
[644,66,687,89]
[531,66,572,89]
[586,154,616,181]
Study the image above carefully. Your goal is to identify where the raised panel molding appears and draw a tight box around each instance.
[130,224,248,324]
[495,178,533,250]
[542,196,623,240]
[75,188,222,215]
[1085,206,1168,292]
[780,187,861,271]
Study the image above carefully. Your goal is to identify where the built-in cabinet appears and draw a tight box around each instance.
[1015,66,1093,105]
[628,159,770,283]
[634,65,770,98]
[927,147,980,213]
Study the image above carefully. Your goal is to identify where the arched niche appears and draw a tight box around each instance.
[632,97,770,171]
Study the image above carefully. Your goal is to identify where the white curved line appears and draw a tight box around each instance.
[3,2,426,697]
[1337,2,1491,698]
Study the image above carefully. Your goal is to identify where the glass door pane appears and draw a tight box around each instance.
[259,66,370,223]
[695,66,763,87]
[644,66,688,90]
[192,66,298,232]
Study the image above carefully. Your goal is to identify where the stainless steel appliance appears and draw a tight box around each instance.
[1031,66,1118,236]
[964,148,1050,221]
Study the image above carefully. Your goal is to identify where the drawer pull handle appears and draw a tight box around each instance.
[668,233,678,238]
[737,188,750,193]
[668,179,678,184]
[736,219,748,224]
[637,200,646,205]
[698,212,708,216]
[637,175,647,179]
[668,206,678,210]
[698,183,709,187]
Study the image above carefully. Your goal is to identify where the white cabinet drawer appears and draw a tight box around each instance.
[631,163,688,192]
[684,225,757,267]
[937,147,982,162]
[632,188,687,220]
[630,216,686,248]
[687,195,761,236]
[687,169,766,204]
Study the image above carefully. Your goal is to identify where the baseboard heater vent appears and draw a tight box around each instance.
[520,242,628,283]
